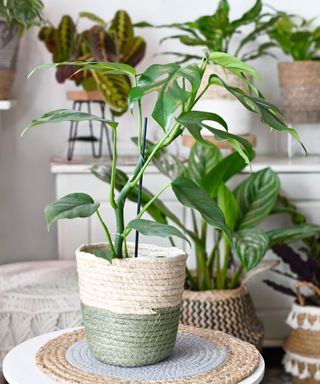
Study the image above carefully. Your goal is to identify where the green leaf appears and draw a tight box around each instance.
[234,168,280,229]
[232,228,269,271]
[110,10,134,53]
[209,74,306,153]
[268,224,320,246]
[202,151,255,197]
[231,0,262,29]
[22,109,118,136]
[208,52,260,80]
[217,184,238,230]
[44,193,100,230]
[129,63,201,130]
[172,176,231,240]
[127,219,190,245]
[90,249,114,263]
[79,12,107,27]
[176,111,254,164]
[187,143,222,187]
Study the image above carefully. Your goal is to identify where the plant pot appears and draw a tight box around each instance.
[76,243,187,367]
[180,284,264,349]
[278,61,320,123]
[194,64,253,135]
[283,303,320,383]
[0,21,19,100]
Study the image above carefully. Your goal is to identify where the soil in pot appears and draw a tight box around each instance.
[180,285,264,349]
[76,243,187,367]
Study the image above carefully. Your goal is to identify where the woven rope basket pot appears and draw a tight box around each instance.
[180,284,264,349]
[76,243,187,367]
[278,61,320,123]
[283,282,320,383]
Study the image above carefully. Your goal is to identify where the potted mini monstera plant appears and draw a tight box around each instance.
[39,10,146,114]
[137,0,279,136]
[267,14,320,123]
[24,52,303,366]
[0,0,44,99]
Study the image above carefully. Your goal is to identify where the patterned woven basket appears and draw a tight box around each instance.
[76,243,187,367]
[180,284,264,349]
[0,70,15,100]
[283,282,320,383]
[278,61,320,123]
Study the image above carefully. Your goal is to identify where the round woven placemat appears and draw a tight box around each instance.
[36,325,260,384]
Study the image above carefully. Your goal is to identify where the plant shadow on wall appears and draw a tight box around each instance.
[22,52,308,364]
[39,10,146,115]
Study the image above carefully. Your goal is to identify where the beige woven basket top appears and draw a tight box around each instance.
[183,284,248,302]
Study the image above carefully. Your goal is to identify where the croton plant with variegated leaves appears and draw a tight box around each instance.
[23,52,312,280]
[39,10,146,114]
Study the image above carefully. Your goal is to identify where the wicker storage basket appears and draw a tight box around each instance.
[0,70,15,99]
[283,282,320,383]
[76,242,187,367]
[180,284,264,349]
[278,61,320,123]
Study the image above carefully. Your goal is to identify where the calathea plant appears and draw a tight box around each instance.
[39,10,146,114]
[136,0,279,63]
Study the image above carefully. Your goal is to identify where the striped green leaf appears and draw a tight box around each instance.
[234,168,280,229]
[232,228,269,271]
[268,224,320,246]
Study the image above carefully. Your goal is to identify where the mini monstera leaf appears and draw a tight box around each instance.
[129,63,201,130]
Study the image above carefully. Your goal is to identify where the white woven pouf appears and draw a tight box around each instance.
[0,260,82,371]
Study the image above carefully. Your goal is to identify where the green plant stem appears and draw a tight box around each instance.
[109,127,118,209]
[114,205,125,258]
[208,232,222,276]
[201,219,207,245]
[219,238,230,289]
[96,210,115,254]
[229,265,244,289]
[193,83,210,106]
[122,183,172,238]
[186,266,198,291]
[191,209,199,237]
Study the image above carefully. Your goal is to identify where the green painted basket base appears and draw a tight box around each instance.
[81,302,181,367]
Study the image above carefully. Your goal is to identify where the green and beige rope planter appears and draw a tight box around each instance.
[76,243,187,367]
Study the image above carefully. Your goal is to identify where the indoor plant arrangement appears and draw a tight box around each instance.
[39,10,146,114]
[267,14,320,123]
[265,202,320,382]
[110,141,320,348]
[137,0,280,136]
[0,0,44,99]
[23,52,303,366]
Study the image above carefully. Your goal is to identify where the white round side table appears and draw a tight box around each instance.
[3,328,265,384]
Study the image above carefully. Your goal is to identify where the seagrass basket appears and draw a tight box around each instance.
[283,282,320,383]
[180,284,264,349]
[278,61,320,123]
[76,242,187,367]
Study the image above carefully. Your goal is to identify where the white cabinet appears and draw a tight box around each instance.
[51,155,320,346]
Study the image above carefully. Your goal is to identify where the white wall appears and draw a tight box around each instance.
[0,0,318,264]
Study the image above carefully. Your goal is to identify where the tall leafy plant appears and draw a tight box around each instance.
[123,142,319,290]
[266,15,320,60]
[39,10,146,114]
[137,0,279,63]
[23,52,304,262]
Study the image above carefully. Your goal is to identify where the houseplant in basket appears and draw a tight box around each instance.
[39,10,146,115]
[266,14,320,123]
[0,0,44,99]
[265,201,320,383]
[137,0,279,136]
[23,52,303,366]
[114,140,320,349]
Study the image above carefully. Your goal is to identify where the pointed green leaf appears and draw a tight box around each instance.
[22,109,118,136]
[231,0,262,29]
[44,193,100,230]
[217,184,238,230]
[79,12,107,27]
[176,111,253,164]
[129,63,201,130]
[268,224,320,246]
[232,228,269,271]
[234,168,280,229]
[187,143,222,187]
[172,176,231,240]
[208,52,260,80]
[90,249,114,263]
[127,219,190,245]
